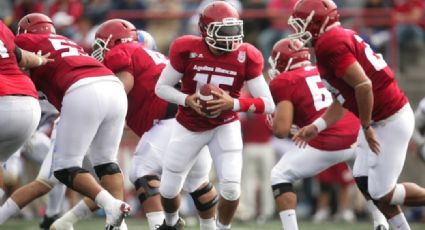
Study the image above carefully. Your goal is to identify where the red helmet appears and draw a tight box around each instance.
[288,0,339,46]
[17,13,56,35]
[268,38,311,78]
[198,1,243,52]
[92,19,137,62]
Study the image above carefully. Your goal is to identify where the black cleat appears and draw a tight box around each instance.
[156,218,185,230]
[375,224,388,230]
[39,214,60,230]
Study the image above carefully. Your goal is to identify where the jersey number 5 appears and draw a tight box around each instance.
[194,73,234,91]
[49,37,86,58]
[0,40,10,59]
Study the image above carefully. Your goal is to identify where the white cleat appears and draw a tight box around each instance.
[104,200,131,230]
[49,218,75,230]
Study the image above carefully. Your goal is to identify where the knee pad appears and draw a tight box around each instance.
[93,162,121,179]
[219,181,240,201]
[354,176,372,200]
[159,169,185,199]
[390,184,406,205]
[271,183,294,199]
[134,175,160,204]
[54,167,89,188]
[190,182,219,211]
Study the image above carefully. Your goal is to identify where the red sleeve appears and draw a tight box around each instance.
[14,34,37,51]
[168,36,191,73]
[104,47,133,75]
[245,44,264,80]
[317,42,356,79]
[269,77,293,104]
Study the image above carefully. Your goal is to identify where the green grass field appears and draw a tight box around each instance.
[2,218,425,230]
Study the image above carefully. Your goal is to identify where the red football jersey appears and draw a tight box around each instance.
[103,43,169,137]
[269,66,360,151]
[14,33,113,110]
[169,35,264,132]
[315,26,407,121]
[0,21,37,98]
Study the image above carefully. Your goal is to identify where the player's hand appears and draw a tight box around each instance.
[185,93,206,117]
[206,91,234,117]
[364,126,380,154]
[292,124,319,148]
[37,51,54,66]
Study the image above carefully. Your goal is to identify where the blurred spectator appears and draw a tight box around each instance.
[312,163,356,223]
[238,91,275,223]
[84,0,111,25]
[393,0,425,69]
[69,16,96,52]
[13,0,44,21]
[0,0,13,26]
[411,97,425,161]
[145,0,182,53]
[257,0,297,64]
[49,0,83,36]
[113,0,147,29]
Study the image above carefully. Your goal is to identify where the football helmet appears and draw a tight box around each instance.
[137,30,157,51]
[268,38,311,79]
[288,0,339,47]
[198,1,243,52]
[17,13,56,35]
[92,19,137,62]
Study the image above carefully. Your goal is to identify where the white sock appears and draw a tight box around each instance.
[389,212,411,230]
[0,188,5,200]
[45,184,66,217]
[365,200,389,228]
[164,211,179,226]
[0,198,20,224]
[94,190,115,209]
[71,200,93,221]
[146,211,165,230]
[200,218,216,230]
[216,220,231,230]
[279,209,298,230]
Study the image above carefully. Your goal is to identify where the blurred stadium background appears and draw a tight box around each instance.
[1,0,425,229]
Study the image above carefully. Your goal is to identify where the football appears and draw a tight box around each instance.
[198,83,224,117]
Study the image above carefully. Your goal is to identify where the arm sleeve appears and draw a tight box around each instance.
[155,62,187,106]
[234,75,275,114]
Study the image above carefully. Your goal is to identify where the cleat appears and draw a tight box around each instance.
[156,217,185,230]
[105,201,131,230]
[39,214,60,230]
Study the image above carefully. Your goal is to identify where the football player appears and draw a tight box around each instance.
[155,2,275,230]
[51,19,218,230]
[0,19,52,164]
[290,1,425,229]
[15,13,130,229]
[268,38,388,230]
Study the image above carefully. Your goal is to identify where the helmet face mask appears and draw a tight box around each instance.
[287,0,339,48]
[92,19,137,62]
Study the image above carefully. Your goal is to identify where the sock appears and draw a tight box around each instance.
[216,220,231,230]
[200,218,216,230]
[365,200,388,228]
[94,190,115,209]
[45,184,66,217]
[71,200,93,221]
[164,211,179,226]
[279,209,299,230]
[0,198,20,224]
[146,211,165,230]
[389,212,411,230]
[0,188,5,200]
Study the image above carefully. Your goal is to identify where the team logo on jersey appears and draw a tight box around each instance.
[190,52,198,58]
[238,51,246,63]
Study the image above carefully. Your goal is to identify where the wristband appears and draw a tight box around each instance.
[312,117,327,132]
